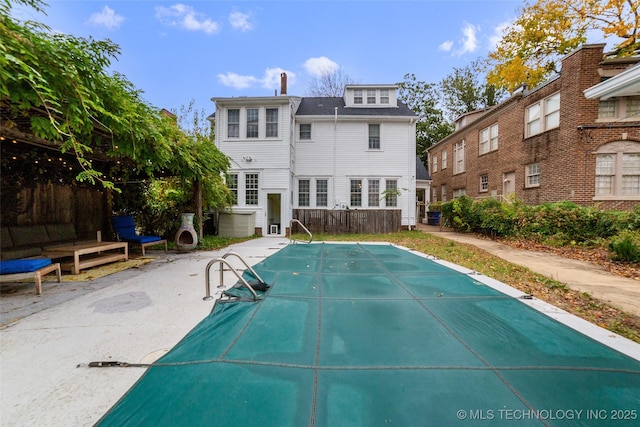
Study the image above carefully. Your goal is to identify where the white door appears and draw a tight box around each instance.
[266,193,282,235]
[503,172,515,199]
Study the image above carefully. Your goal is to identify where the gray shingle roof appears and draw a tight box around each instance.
[296,97,416,117]
[416,157,430,180]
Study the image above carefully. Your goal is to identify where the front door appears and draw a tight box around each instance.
[503,172,515,199]
[266,193,282,235]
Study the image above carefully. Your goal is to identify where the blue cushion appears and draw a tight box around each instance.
[112,216,162,243]
[0,258,52,275]
[111,216,138,239]
[124,236,162,244]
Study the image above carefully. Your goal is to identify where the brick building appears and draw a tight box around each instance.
[427,44,640,210]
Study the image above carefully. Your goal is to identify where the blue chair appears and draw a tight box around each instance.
[0,258,61,294]
[111,216,167,256]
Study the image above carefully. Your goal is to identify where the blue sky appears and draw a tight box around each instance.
[16,1,535,114]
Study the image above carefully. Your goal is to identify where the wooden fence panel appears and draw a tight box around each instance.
[293,209,401,234]
[1,183,105,239]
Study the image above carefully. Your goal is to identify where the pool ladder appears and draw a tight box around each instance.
[289,219,313,244]
[203,251,266,301]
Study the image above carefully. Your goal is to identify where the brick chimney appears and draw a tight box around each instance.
[280,72,287,95]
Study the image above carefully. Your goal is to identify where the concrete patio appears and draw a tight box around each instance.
[0,237,289,426]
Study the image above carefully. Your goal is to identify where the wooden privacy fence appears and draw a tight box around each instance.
[293,209,402,234]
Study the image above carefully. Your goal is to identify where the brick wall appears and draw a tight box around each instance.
[428,44,640,211]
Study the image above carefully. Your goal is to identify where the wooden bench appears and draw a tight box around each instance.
[43,241,128,275]
[0,262,62,295]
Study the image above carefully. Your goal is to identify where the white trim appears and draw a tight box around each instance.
[584,63,640,100]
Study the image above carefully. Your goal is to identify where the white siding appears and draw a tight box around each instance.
[214,90,417,229]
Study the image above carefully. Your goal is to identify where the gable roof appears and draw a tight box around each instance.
[416,157,430,181]
[296,97,416,117]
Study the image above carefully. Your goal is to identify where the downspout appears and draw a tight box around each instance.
[333,107,338,207]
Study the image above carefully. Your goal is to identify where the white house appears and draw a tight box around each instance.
[212,75,417,236]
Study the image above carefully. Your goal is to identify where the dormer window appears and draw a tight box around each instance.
[344,85,397,107]
[380,90,389,104]
[367,90,376,104]
[354,90,363,104]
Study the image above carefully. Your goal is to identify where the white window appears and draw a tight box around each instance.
[367,90,376,104]
[246,108,259,138]
[597,96,640,121]
[380,89,389,104]
[350,179,362,207]
[453,140,465,174]
[385,180,398,207]
[298,179,310,207]
[368,179,380,207]
[526,92,560,137]
[479,123,499,154]
[480,175,489,192]
[316,179,328,207]
[622,154,640,195]
[596,154,615,195]
[441,184,447,202]
[432,155,438,173]
[627,97,640,119]
[227,109,239,138]
[598,100,616,119]
[596,146,640,198]
[545,93,560,129]
[441,150,447,169]
[354,90,363,105]
[245,173,259,205]
[453,188,466,198]
[228,173,238,204]
[368,124,380,149]
[266,108,278,138]
[525,163,540,188]
[299,123,311,140]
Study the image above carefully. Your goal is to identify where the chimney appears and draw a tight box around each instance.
[280,72,287,96]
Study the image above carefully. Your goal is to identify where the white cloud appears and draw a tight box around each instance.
[217,72,258,89]
[438,40,454,52]
[229,12,253,32]
[155,3,219,34]
[458,22,478,55]
[303,57,339,78]
[218,68,297,91]
[441,22,480,57]
[489,20,510,51]
[88,6,124,30]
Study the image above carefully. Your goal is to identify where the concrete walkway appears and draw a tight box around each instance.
[418,224,640,317]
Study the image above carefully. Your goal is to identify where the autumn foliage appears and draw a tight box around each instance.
[487,0,639,92]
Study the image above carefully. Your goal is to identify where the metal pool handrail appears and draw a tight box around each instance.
[203,251,264,301]
[289,219,313,244]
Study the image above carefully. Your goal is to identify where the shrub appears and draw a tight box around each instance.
[609,231,640,263]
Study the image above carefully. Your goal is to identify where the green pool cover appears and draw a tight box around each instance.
[97,243,640,426]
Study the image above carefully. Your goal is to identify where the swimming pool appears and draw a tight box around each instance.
[97,243,640,426]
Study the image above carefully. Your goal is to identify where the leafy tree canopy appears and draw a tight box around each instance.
[487,0,639,92]
[0,0,230,210]
[439,60,506,122]
[397,73,453,166]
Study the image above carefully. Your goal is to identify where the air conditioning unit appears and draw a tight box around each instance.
[339,202,347,209]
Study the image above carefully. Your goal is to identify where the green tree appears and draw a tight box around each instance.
[1,0,229,202]
[439,61,506,121]
[397,73,453,166]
